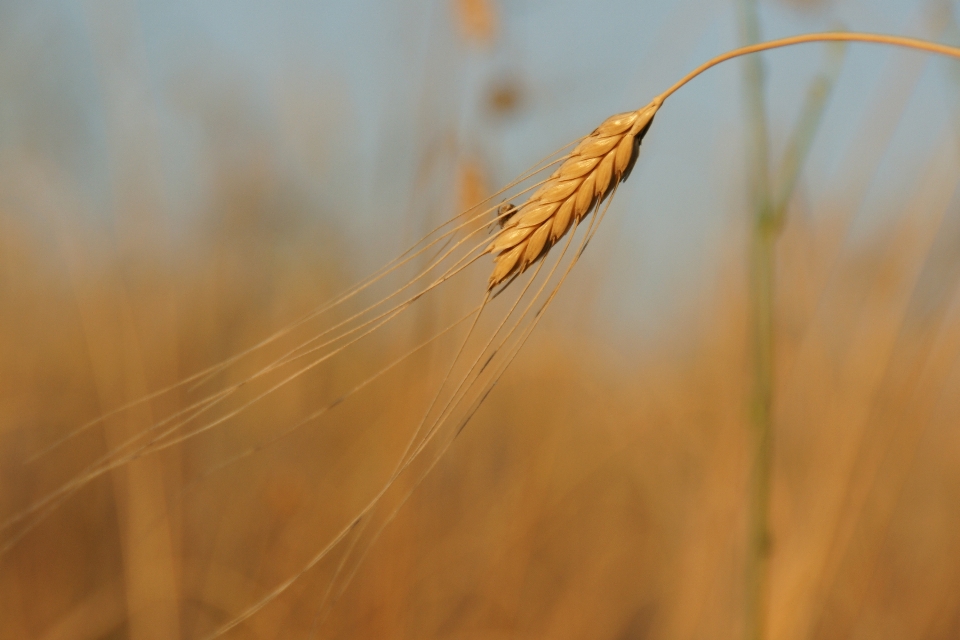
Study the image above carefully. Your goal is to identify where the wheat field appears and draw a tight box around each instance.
[3,1,960,639]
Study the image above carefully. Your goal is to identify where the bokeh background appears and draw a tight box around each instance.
[3,0,960,638]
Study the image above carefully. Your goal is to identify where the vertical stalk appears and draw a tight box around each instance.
[746,225,775,640]
[737,2,774,640]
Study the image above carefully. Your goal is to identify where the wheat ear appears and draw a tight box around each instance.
[485,100,660,288]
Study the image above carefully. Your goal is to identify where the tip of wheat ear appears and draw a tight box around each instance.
[485,100,660,290]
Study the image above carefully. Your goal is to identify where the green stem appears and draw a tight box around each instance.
[772,39,846,222]
[736,4,773,640]
[747,225,775,640]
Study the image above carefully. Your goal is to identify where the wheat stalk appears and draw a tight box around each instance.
[485,31,960,291]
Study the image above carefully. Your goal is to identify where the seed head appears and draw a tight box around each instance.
[486,101,659,289]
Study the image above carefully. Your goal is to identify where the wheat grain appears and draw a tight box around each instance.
[485,99,660,288]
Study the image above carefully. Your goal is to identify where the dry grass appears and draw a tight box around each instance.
[4,195,960,639]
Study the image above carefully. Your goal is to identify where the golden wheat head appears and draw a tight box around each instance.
[485,100,660,289]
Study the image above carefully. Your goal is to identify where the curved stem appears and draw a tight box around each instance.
[653,32,960,106]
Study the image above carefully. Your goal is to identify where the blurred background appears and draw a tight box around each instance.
[2,0,960,638]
